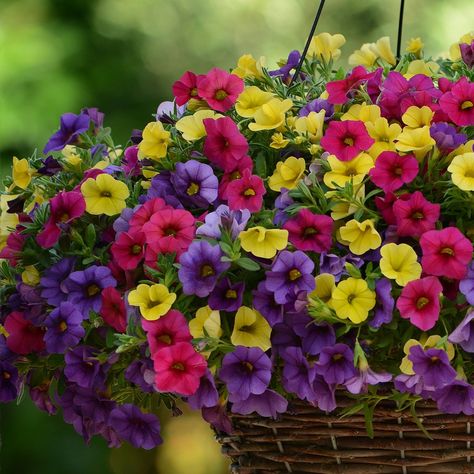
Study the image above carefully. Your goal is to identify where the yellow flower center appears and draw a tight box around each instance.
[244,188,256,196]
[303,227,318,236]
[187,182,200,196]
[461,100,473,110]
[164,227,177,236]
[3,371,11,380]
[101,191,112,198]
[394,167,403,176]
[158,334,172,345]
[172,362,185,371]
[215,89,228,101]
[430,356,439,362]
[242,361,254,372]
[59,213,70,223]
[87,284,101,297]
[411,211,424,219]
[441,247,454,256]
[230,171,241,180]
[416,297,429,309]
[201,264,215,277]
[347,293,356,304]
[344,137,354,146]
[289,269,302,281]
[465,169,474,178]
[58,321,68,332]
[131,244,142,255]
[346,167,357,176]
[332,354,343,361]
[190,87,198,97]
[225,289,237,299]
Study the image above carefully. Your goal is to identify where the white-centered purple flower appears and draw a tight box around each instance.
[196,204,250,239]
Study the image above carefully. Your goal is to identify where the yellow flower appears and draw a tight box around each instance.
[239,226,288,259]
[235,86,273,118]
[138,121,171,160]
[404,60,440,79]
[449,139,474,159]
[62,145,82,167]
[310,273,336,306]
[231,306,271,351]
[12,157,34,190]
[0,195,19,251]
[331,277,376,323]
[449,32,474,61]
[323,153,374,189]
[370,37,396,65]
[81,173,130,216]
[248,98,293,131]
[401,106,434,129]
[339,219,381,255]
[189,306,222,339]
[396,126,435,160]
[128,283,176,321]
[308,32,346,62]
[349,43,378,67]
[268,156,306,192]
[270,132,290,149]
[341,103,381,123]
[0,324,8,338]
[406,37,424,56]
[365,118,402,160]
[294,111,326,143]
[447,153,474,191]
[175,110,220,141]
[21,266,40,286]
[232,54,264,79]
[326,185,365,221]
[380,243,422,286]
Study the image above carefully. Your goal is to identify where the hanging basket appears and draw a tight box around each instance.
[217,398,474,474]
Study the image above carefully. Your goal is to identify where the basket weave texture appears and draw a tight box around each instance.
[217,398,474,474]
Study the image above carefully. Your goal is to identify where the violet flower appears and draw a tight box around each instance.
[281,346,316,401]
[43,112,90,154]
[196,204,250,239]
[434,380,474,415]
[460,261,474,305]
[315,344,357,385]
[187,370,219,410]
[229,389,288,418]
[252,281,284,327]
[449,310,474,352]
[208,278,244,312]
[64,346,107,389]
[0,361,19,402]
[370,278,394,328]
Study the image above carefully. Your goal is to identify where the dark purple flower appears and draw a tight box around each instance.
[130,129,142,144]
[281,346,316,401]
[208,278,244,312]
[315,343,357,385]
[252,281,284,327]
[81,107,104,130]
[219,346,272,400]
[434,380,474,415]
[269,50,301,83]
[271,319,301,356]
[319,252,364,282]
[460,261,474,305]
[44,302,85,354]
[299,98,334,121]
[0,361,19,402]
[65,265,116,316]
[43,112,90,154]
[408,345,456,390]
[29,383,57,415]
[449,310,474,352]
[430,122,467,154]
[311,374,337,411]
[64,346,107,389]
[460,40,474,69]
[273,188,294,226]
[171,160,218,208]
[201,404,233,434]
[109,403,162,449]
[14,283,45,324]
[178,241,230,297]
[146,171,182,208]
[265,250,315,304]
[125,358,155,392]
[112,207,136,236]
[40,258,76,306]
[292,314,336,355]
[196,205,250,239]
[187,370,219,410]
[345,367,392,394]
[38,156,62,176]
[230,389,288,418]
[122,146,141,177]
[370,278,394,328]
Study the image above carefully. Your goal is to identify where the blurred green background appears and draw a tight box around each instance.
[0,0,472,472]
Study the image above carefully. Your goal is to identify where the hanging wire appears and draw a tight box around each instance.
[288,0,326,87]
[396,0,406,60]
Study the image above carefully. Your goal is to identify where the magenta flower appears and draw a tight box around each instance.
[320,120,374,161]
[225,169,266,213]
[420,227,473,280]
[396,276,443,331]
[460,40,474,69]
[439,77,474,126]
[172,70,203,105]
[369,151,418,193]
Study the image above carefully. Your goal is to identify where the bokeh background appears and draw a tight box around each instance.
[0,0,472,472]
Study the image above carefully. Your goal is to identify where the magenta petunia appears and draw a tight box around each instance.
[172,70,203,106]
[439,77,474,126]
[225,169,266,213]
[111,231,146,270]
[369,151,418,193]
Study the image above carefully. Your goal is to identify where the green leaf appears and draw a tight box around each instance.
[255,153,267,178]
[410,403,433,440]
[363,402,375,438]
[85,223,96,248]
[236,257,260,271]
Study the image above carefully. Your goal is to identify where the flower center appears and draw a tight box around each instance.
[332,354,343,361]
[59,212,70,223]
[131,244,142,255]
[87,284,100,297]
[190,87,198,97]
[242,361,254,372]
[101,191,112,198]
[289,269,302,281]
[394,167,403,176]
[3,371,11,380]
[430,356,439,362]
[230,171,241,180]
[416,296,429,309]
[172,362,185,371]
[243,188,256,196]
[187,182,200,196]
[303,227,318,236]
[58,321,68,332]
[346,167,357,176]
[157,334,172,345]
[201,264,215,277]
[215,89,228,101]
[343,137,354,146]
[164,227,177,236]
[411,211,424,219]
[239,325,253,333]
[461,100,473,110]
[347,293,356,304]
[225,289,237,299]
[465,169,474,178]
[440,247,454,256]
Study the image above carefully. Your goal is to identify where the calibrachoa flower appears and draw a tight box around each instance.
[43,112,90,154]
[229,389,288,418]
[208,278,244,312]
[81,174,130,216]
[172,70,202,105]
[40,258,75,306]
[226,169,266,212]
[4,312,45,355]
[268,156,306,192]
[196,205,250,239]
[331,277,376,323]
[138,121,171,160]
[339,219,381,255]
[64,346,106,389]
[369,151,418,192]
[239,226,288,259]
[100,287,127,333]
[448,153,474,192]
[231,306,271,351]
[128,284,177,321]
[370,278,395,328]
[439,77,474,126]
[111,231,145,270]
[379,243,422,286]
[315,344,357,385]
[460,261,474,305]
[449,310,474,352]
[434,380,474,415]
[0,362,19,403]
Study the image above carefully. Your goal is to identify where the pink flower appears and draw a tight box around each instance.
[439,77,474,126]
[4,312,45,355]
[375,192,410,226]
[393,191,440,238]
[141,310,191,355]
[129,198,171,234]
[144,239,182,272]
[152,342,207,396]
[100,287,127,333]
[203,117,249,171]
[320,120,374,161]
[172,71,203,106]
[369,151,418,193]
[225,169,266,212]
[197,68,244,113]
[0,229,26,265]
[111,231,146,270]
[420,227,473,280]
[396,276,443,331]
[218,155,253,199]
[283,209,333,252]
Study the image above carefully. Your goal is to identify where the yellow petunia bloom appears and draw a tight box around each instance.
[323,153,374,189]
[404,60,440,79]
[406,37,424,56]
[138,121,172,160]
[326,185,365,221]
[189,306,222,339]
[270,132,290,149]
[231,306,271,351]
[331,277,376,323]
[21,266,40,286]
[12,157,34,190]
[341,103,381,123]
[62,145,82,167]
[339,219,381,255]
[81,173,130,216]
[395,126,435,160]
[294,110,326,143]
[365,118,402,160]
[175,110,221,141]
[370,37,396,65]
[379,243,422,286]
[401,106,434,129]
[449,31,474,61]
[349,43,378,67]
[128,283,177,321]
[310,273,336,306]
[447,152,474,191]
[308,32,346,62]
[239,226,288,259]
[248,98,293,131]
[232,54,264,79]
[235,86,274,118]
[268,156,306,192]
[0,195,19,251]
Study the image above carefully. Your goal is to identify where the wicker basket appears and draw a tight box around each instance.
[217,398,474,474]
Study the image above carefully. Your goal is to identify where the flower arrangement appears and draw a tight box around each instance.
[1,31,474,450]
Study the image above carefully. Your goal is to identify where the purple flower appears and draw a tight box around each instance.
[273,188,294,226]
[394,373,431,397]
[125,358,155,393]
[38,156,62,176]
[187,370,219,410]
[281,346,316,401]
[299,98,334,121]
[252,282,284,327]
[112,207,136,236]
[430,122,467,154]
[315,344,357,385]
[219,346,272,400]
[230,389,288,418]
[64,346,106,389]
[319,252,364,282]
[44,302,85,354]
[65,265,116,316]
[178,241,230,297]
[81,107,105,129]
[29,383,57,415]
[408,345,456,390]
[109,403,162,449]
[271,319,301,356]
[292,313,335,355]
[201,404,233,434]
[448,310,474,352]
[13,283,45,324]
[40,258,76,306]
[146,171,182,208]
[460,261,474,305]
[171,160,218,208]
[208,278,244,312]
[311,375,337,412]
[43,112,90,154]
[0,361,19,402]
[196,204,250,239]
[155,100,185,122]
[370,278,394,328]
[434,380,474,415]
[345,367,392,394]
[460,40,474,69]
[265,250,315,304]
[269,50,301,83]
